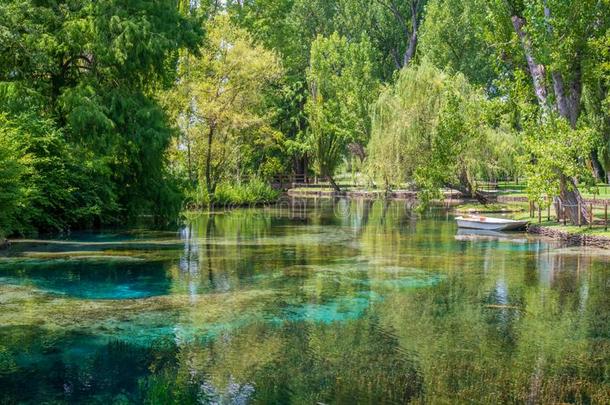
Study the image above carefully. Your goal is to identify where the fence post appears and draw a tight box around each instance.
[605,202,608,231]
[547,198,550,221]
[563,204,567,226]
[578,202,581,227]
[538,204,541,223]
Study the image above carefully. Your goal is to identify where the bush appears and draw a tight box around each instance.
[212,179,280,206]
[0,118,27,238]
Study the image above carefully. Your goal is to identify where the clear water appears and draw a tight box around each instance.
[0,199,608,404]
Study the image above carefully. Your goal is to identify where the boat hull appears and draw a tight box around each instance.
[456,218,528,231]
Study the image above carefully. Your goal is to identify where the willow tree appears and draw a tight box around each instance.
[366,61,510,204]
[305,33,379,191]
[173,16,283,198]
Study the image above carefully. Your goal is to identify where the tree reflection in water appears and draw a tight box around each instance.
[0,200,608,403]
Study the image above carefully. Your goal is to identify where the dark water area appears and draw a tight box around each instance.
[0,199,608,404]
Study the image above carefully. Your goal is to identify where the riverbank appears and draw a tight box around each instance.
[527,224,610,249]
[286,189,610,248]
[287,187,464,201]
[455,201,610,249]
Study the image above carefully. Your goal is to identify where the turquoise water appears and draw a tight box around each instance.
[0,199,608,404]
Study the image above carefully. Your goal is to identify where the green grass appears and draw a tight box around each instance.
[529,221,610,238]
[495,181,527,194]
[495,181,610,199]
[582,187,610,199]
[455,202,526,213]
[512,208,610,238]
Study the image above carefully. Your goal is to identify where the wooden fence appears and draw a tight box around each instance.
[528,199,609,230]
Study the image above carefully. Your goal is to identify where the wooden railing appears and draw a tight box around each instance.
[528,199,609,230]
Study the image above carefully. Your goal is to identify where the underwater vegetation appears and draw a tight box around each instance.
[0,201,609,403]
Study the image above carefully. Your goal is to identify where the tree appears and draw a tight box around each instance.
[583,6,610,182]
[0,0,201,231]
[520,118,596,209]
[0,115,27,239]
[418,0,495,88]
[489,0,608,223]
[227,0,338,178]
[305,33,380,191]
[371,0,426,69]
[366,61,510,204]
[172,16,283,198]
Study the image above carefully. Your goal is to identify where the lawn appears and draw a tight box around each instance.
[494,181,610,199]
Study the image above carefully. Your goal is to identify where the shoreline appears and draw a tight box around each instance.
[286,188,464,201]
[527,224,610,249]
[287,190,610,249]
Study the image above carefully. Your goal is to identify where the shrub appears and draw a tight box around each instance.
[212,179,280,206]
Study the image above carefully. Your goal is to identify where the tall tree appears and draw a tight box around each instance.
[372,0,426,69]
[0,0,201,231]
[417,0,495,88]
[366,61,510,203]
[172,16,283,198]
[0,115,27,239]
[227,0,338,177]
[496,0,607,223]
[305,33,379,191]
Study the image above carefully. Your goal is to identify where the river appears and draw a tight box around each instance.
[0,199,608,403]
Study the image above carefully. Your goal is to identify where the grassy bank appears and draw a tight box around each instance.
[495,181,610,200]
[455,200,610,240]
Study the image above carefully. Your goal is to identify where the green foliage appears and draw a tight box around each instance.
[0,0,201,234]
[1,0,609,230]
[367,61,515,203]
[0,113,119,233]
[520,117,597,206]
[0,117,27,238]
[170,15,283,198]
[305,33,379,184]
[418,0,496,88]
[584,10,610,179]
[333,0,427,78]
[212,180,280,206]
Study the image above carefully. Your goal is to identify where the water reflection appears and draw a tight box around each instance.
[0,199,608,403]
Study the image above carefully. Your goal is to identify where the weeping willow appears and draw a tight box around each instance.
[366,61,512,203]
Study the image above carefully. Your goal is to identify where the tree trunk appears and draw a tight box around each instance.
[205,124,215,196]
[559,175,589,225]
[590,150,605,181]
[403,1,419,67]
[293,154,308,181]
[511,9,588,225]
[511,16,549,111]
[326,174,341,193]
[544,5,588,224]
[377,0,420,69]
[551,70,588,224]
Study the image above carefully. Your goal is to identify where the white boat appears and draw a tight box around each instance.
[455,216,529,231]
